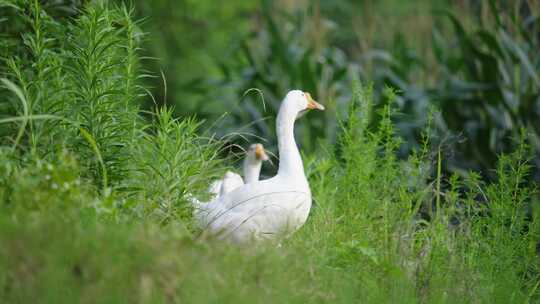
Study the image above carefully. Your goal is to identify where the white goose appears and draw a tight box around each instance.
[194,90,324,243]
[211,144,269,197]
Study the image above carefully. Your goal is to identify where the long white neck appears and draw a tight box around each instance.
[276,107,305,177]
[243,158,262,184]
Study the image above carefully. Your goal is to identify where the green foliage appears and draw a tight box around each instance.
[371,1,540,179]
[0,1,222,223]
[1,75,539,302]
[131,0,257,112]
[1,1,143,187]
[293,84,540,302]
[429,2,540,178]
[0,148,95,218]
[214,4,350,152]
[62,3,142,185]
[127,0,539,181]
[0,1,539,303]
[127,107,226,224]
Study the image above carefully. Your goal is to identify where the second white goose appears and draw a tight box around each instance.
[191,144,269,212]
[216,143,269,196]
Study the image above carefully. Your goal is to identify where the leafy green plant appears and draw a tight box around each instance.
[60,3,143,185]
[362,1,540,181]
[294,83,540,302]
[0,1,224,225]
[430,2,539,178]
[213,3,350,153]
[1,2,143,187]
[127,106,226,225]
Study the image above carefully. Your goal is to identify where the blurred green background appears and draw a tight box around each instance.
[2,0,539,180]
[133,0,539,181]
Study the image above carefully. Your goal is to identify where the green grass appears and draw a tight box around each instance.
[0,1,539,303]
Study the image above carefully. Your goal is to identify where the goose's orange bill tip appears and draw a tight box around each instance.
[304,92,325,110]
[255,144,269,161]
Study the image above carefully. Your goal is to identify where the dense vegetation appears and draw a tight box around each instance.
[134,0,540,179]
[1,0,539,302]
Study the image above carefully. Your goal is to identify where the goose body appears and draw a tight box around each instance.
[194,90,324,242]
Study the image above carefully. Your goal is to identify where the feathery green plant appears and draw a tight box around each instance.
[1,2,142,188]
[62,3,142,186]
[0,1,224,223]
[127,106,226,225]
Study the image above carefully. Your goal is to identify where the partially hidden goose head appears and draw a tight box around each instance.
[243,143,269,184]
[246,143,269,162]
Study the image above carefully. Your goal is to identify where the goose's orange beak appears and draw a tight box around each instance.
[305,92,325,110]
[255,144,269,161]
